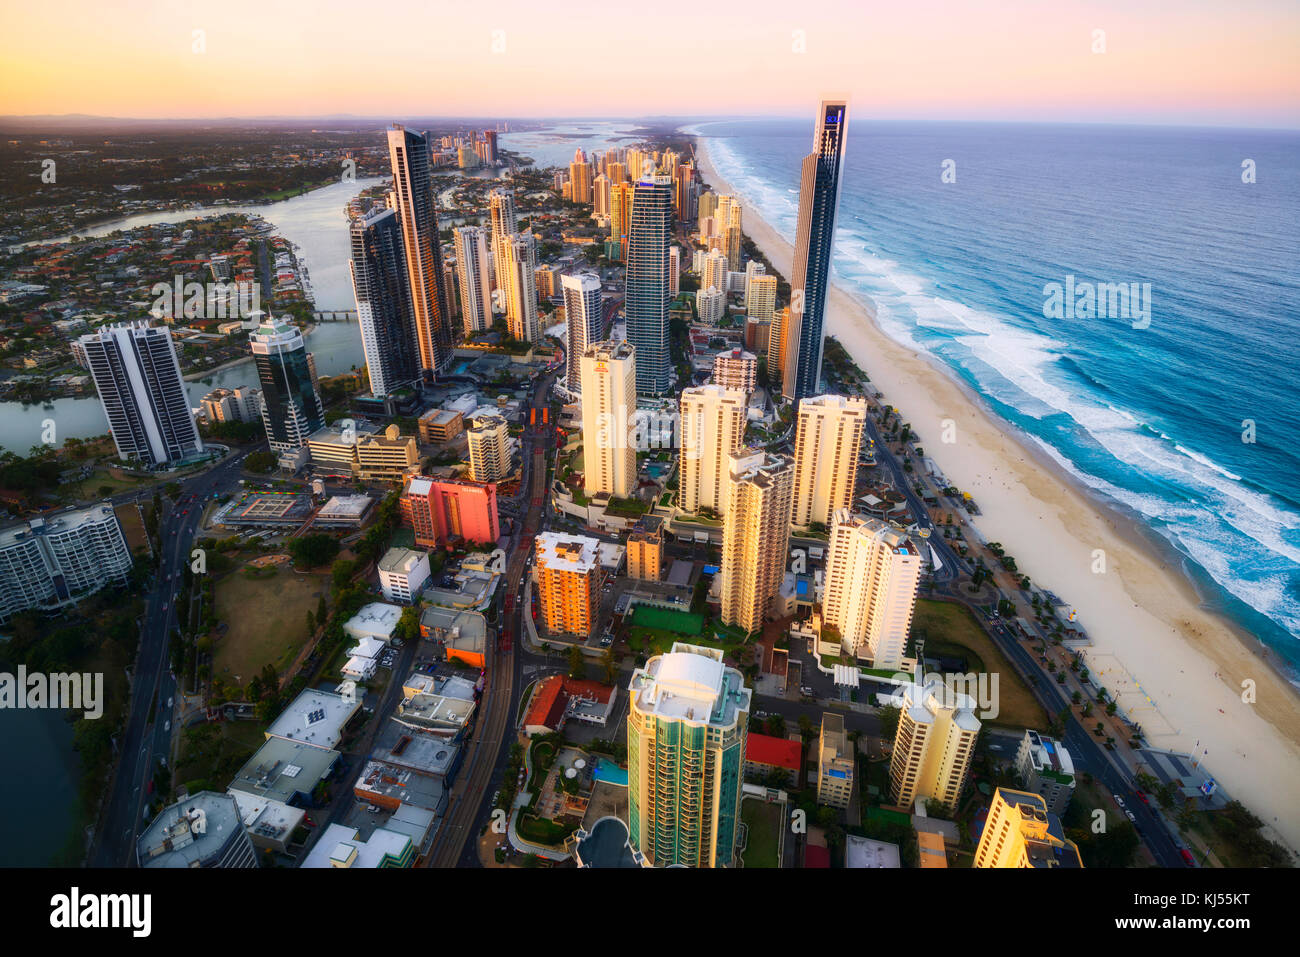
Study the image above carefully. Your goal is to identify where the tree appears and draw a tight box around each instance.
[397,606,422,643]
[567,644,586,679]
[876,704,901,744]
[244,451,276,473]
[289,533,339,569]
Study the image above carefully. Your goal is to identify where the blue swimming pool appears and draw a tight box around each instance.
[593,759,628,787]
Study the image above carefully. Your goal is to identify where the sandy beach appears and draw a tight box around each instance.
[693,138,1300,852]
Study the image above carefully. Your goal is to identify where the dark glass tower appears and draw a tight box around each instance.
[782,99,848,401]
[350,206,420,396]
[387,125,453,379]
[625,171,674,395]
[250,316,325,451]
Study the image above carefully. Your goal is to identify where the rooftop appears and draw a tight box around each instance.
[137,791,245,868]
[536,531,601,575]
[629,642,750,728]
[227,737,341,805]
[264,688,359,750]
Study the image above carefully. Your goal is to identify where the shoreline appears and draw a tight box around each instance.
[692,135,1300,852]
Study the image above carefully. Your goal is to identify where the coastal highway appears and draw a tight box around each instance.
[88,450,252,867]
[425,370,556,868]
[977,613,1185,867]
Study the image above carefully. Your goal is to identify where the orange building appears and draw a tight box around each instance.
[533,532,602,638]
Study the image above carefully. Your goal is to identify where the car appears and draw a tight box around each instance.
[1114,794,1126,808]
[162,602,168,610]
[1180,848,1196,866]
[166,696,173,708]
[1125,810,1136,822]
[163,720,170,732]
[1135,791,1149,805]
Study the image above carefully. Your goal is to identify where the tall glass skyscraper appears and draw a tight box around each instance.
[250,316,324,452]
[387,125,453,378]
[781,99,848,401]
[625,171,674,395]
[350,206,420,397]
[627,642,751,868]
[79,321,203,466]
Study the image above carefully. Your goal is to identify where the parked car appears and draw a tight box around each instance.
[1125,810,1137,822]
[1180,848,1196,866]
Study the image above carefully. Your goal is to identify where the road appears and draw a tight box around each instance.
[425,370,557,867]
[88,448,253,867]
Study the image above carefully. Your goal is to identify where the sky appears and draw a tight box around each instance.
[2,0,1298,127]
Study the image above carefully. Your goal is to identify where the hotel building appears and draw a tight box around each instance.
[200,386,261,425]
[822,508,922,669]
[627,642,751,867]
[679,384,747,516]
[974,788,1083,868]
[534,532,602,637]
[712,348,758,394]
[888,677,980,814]
[0,503,133,623]
[400,475,500,548]
[790,394,867,528]
[453,225,494,335]
[501,232,540,343]
[719,450,793,634]
[1015,730,1077,816]
[79,321,203,466]
[579,340,637,498]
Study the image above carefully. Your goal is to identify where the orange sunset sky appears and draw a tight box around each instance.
[2,0,1298,126]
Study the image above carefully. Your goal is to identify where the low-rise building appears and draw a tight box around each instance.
[521,675,617,736]
[626,516,664,581]
[817,712,854,808]
[845,834,901,869]
[342,602,404,644]
[1015,729,1076,816]
[400,475,499,548]
[356,424,420,484]
[743,732,802,784]
[378,547,432,604]
[264,688,360,751]
[418,408,464,444]
[300,823,416,868]
[418,605,489,670]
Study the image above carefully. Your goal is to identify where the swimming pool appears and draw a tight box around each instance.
[593,758,628,787]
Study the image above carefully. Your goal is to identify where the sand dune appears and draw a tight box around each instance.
[693,138,1300,853]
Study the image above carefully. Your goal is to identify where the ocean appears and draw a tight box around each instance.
[693,119,1300,670]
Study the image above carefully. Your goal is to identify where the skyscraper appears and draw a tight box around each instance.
[453,225,494,335]
[79,321,203,466]
[746,274,777,325]
[387,125,453,377]
[350,207,420,397]
[250,315,325,453]
[610,181,634,258]
[888,676,980,813]
[625,171,674,394]
[501,232,540,343]
[562,272,603,393]
[579,340,637,498]
[790,394,867,528]
[488,187,518,293]
[593,173,611,218]
[822,508,922,669]
[534,532,603,637]
[679,384,747,516]
[569,149,593,206]
[627,642,751,867]
[701,248,729,295]
[720,449,793,634]
[782,99,848,400]
[668,245,681,297]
